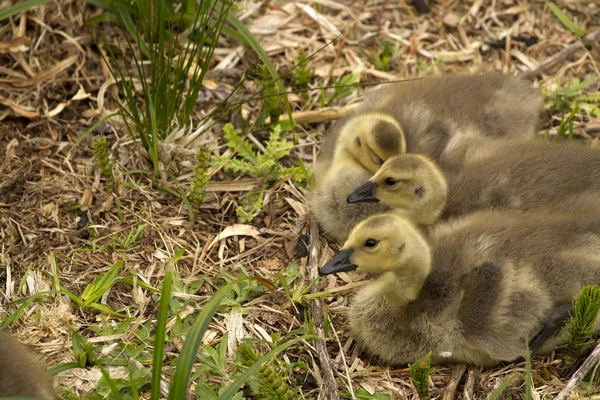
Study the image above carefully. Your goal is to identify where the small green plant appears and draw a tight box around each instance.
[236,343,298,399]
[346,389,392,400]
[292,47,313,90]
[254,63,283,127]
[324,72,360,107]
[90,0,235,178]
[91,136,115,193]
[189,146,211,205]
[365,40,401,72]
[544,77,600,115]
[215,123,309,184]
[414,56,443,77]
[556,106,578,140]
[564,285,600,363]
[408,352,435,400]
[108,224,147,253]
[547,1,587,37]
[236,191,264,224]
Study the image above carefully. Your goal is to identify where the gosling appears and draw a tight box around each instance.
[347,139,600,226]
[0,329,55,398]
[320,211,600,367]
[312,73,542,241]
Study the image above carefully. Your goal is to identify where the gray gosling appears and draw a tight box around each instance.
[347,139,600,226]
[312,73,542,242]
[319,211,600,367]
[0,329,55,398]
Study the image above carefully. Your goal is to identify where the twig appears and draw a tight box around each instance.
[307,214,341,400]
[520,30,600,79]
[267,104,359,125]
[556,342,600,400]
[463,367,479,400]
[443,364,467,400]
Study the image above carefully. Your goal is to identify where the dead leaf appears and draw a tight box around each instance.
[209,224,261,248]
[0,94,39,119]
[0,36,32,54]
[47,87,91,117]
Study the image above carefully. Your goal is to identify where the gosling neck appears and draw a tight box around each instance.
[374,235,432,305]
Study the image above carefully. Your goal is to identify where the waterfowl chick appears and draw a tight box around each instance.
[347,153,447,226]
[0,329,55,398]
[311,112,406,242]
[312,73,542,241]
[318,73,542,174]
[320,211,600,367]
[348,139,600,226]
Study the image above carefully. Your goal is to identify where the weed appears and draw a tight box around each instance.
[237,343,299,399]
[88,0,234,177]
[547,2,586,37]
[564,285,600,364]
[236,191,265,224]
[408,352,435,400]
[414,56,443,76]
[324,72,360,107]
[189,146,211,205]
[293,47,313,90]
[91,135,115,193]
[215,123,310,184]
[544,77,600,115]
[556,106,578,139]
[254,63,283,127]
[108,224,147,253]
[345,389,392,399]
[363,40,401,72]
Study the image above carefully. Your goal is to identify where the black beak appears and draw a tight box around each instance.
[347,181,379,204]
[319,249,357,276]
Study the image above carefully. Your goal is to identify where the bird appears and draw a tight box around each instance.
[312,73,543,241]
[346,138,600,226]
[0,329,55,398]
[319,210,600,367]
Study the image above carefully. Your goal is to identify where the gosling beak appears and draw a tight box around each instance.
[319,249,357,276]
[347,181,379,204]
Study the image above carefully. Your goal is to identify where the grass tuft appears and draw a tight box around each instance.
[189,146,211,205]
[91,135,115,193]
[408,352,435,400]
[564,285,600,363]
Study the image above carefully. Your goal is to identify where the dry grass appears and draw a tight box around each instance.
[0,0,599,398]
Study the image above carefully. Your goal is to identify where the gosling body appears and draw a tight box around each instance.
[349,139,600,226]
[312,73,542,241]
[320,211,600,367]
[0,329,55,398]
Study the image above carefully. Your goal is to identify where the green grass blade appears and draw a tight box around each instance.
[547,2,587,37]
[487,375,517,400]
[218,337,307,400]
[81,259,124,305]
[66,112,118,156]
[99,365,124,400]
[0,0,54,21]
[151,247,185,400]
[168,282,237,399]
[225,11,294,129]
[47,361,81,376]
[1,291,57,327]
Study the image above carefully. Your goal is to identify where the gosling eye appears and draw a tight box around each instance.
[364,238,379,248]
[372,152,383,165]
[414,187,425,197]
[384,177,396,186]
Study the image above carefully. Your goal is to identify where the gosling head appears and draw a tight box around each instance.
[336,112,406,173]
[319,214,431,278]
[346,154,448,226]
